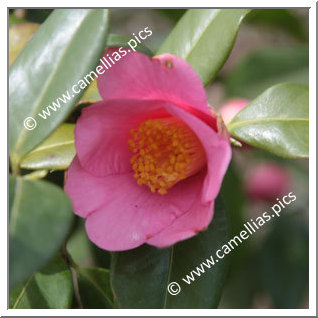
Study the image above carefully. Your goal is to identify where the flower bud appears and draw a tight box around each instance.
[246,163,291,202]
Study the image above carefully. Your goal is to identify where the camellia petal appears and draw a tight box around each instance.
[147,200,214,248]
[165,105,232,203]
[75,99,167,176]
[97,50,212,116]
[65,156,129,218]
[84,171,205,251]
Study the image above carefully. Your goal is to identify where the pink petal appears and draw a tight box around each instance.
[147,201,214,248]
[75,99,167,177]
[219,98,250,125]
[246,163,291,202]
[85,171,206,251]
[97,50,212,116]
[165,105,232,203]
[64,156,128,218]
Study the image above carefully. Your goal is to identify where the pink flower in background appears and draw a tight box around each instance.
[219,98,251,149]
[219,98,250,125]
[246,163,291,202]
[65,49,231,251]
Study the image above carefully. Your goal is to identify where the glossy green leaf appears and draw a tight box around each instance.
[225,45,309,99]
[9,175,73,288]
[9,9,109,169]
[228,83,309,158]
[157,9,250,85]
[9,23,40,66]
[9,256,73,309]
[111,245,170,308]
[111,197,230,308]
[77,267,113,308]
[165,198,230,309]
[23,169,48,180]
[79,80,102,104]
[20,124,75,170]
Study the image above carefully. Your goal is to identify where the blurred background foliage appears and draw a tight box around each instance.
[9,8,309,309]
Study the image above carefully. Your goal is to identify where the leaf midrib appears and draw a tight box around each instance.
[163,246,174,309]
[12,269,70,309]
[12,275,33,309]
[26,140,74,155]
[228,117,309,131]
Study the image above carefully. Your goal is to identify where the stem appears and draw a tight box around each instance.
[60,243,83,309]
[11,158,21,176]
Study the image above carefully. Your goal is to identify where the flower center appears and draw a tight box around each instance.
[128,117,206,195]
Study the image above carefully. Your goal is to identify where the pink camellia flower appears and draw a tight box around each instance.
[219,98,250,125]
[65,49,231,251]
[246,163,291,202]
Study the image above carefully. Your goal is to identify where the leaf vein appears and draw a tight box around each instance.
[228,117,308,130]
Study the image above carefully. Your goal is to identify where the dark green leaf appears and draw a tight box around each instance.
[225,45,309,99]
[165,199,230,309]
[221,162,246,236]
[111,197,230,308]
[9,176,73,288]
[218,164,255,309]
[157,9,250,85]
[9,256,73,309]
[20,124,75,171]
[9,9,109,168]
[246,9,308,41]
[77,267,113,308]
[91,245,112,270]
[24,9,53,24]
[228,83,309,158]
[111,245,170,308]
[156,9,186,23]
[259,213,308,308]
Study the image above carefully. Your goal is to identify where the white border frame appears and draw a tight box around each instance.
[3,1,316,316]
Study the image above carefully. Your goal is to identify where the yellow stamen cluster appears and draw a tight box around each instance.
[128,118,206,195]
